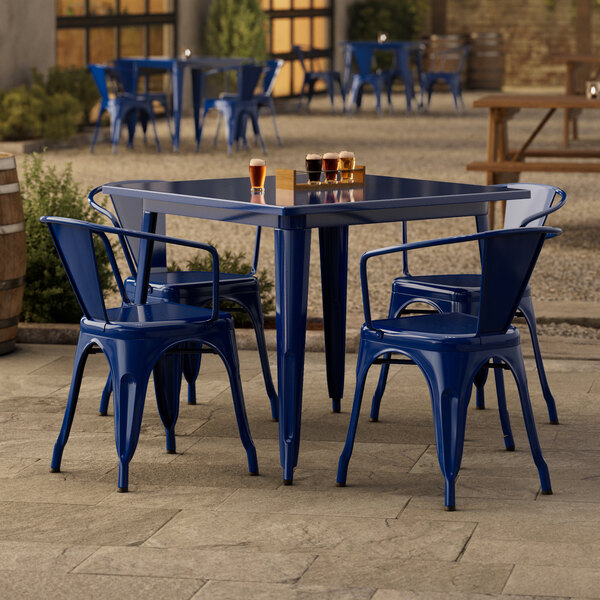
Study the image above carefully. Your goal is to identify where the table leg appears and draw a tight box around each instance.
[319,226,348,413]
[172,62,184,152]
[398,49,413,114]
[191,69,203,151]
[275,228,311,484]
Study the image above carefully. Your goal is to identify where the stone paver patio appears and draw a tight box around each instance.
[0,335,599,599]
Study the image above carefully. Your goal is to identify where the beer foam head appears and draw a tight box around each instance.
[339,150,354,159]
[305,153,321,160]
[323,152,339,159]
[249,158,265,166]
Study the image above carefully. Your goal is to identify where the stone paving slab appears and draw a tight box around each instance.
[0,342,599,598]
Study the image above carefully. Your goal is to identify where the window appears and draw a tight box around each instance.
[261,0,333,97]
[56,0,177,67]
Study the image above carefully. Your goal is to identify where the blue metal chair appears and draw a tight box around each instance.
[113,59,173,144]
[417,44,470,114]
[41,216,258,492]
[88,185,277,420]
[88,64,161,153]
[337,226,560,510]
[370,184,566,427]
[201,64,266,155]
[384,43,423,114]
[346,43,390,116]
[293,46,345,112]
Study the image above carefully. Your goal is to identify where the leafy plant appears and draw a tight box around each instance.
[0,83,81,141]
[21,153,114,323]
[348,0,427,69]
[35,66,99,126]
[169,245,274,327]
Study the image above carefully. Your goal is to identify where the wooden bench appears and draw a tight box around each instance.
[467,160,600,174]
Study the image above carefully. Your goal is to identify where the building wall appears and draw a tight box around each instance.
[0,0,56,90]
[435,0,600,87]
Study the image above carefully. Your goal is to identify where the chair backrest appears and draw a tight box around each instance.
[428,45,470,74]
[476,227,553,335]
[88,64,111,102]
[293,46,308,73]
[238,64,264,101]
[352,45,376,76]
[112,59,138,95]
[501,183,567,228]
[262,59,284,96]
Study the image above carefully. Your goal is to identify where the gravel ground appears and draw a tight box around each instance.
[12,89,600,322]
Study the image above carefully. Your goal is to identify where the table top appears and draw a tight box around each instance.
[116,56,253,70]
[103,175,528,230]
[473,93,600,109]
[558,54,600,65]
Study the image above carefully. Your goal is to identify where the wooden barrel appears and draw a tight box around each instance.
[467,32,504,90]
[427,34,469,89]
[0,153,26,355]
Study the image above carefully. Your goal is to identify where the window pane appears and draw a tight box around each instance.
[56,0,86,16]
[293,0,311,8]
[293,17,310,46]
[89,0,117,15]
[120,26,145,56]
[149,23,173,56]
[149,0,174,12]
[260,0,271,9]
[272,0,291,9]
[271,18,291,54]
[89,27,116,63]
[312,0,330,7]
[56,28,86,67]
[312,17,330,50]
[120,0,146,14]
[292,59,305,95]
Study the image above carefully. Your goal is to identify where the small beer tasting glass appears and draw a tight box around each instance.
[322,152,339,183]
[338,150,355,182]
[249,158,266,193]
[305,153,322,184]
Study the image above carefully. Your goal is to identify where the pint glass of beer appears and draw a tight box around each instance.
[305,153,322,184]
[322,152,339,182]
[339,150,355,182]
[249,158,266,193]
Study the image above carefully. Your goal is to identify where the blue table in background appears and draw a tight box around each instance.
[115,56,253,151]
[102,175,529,484]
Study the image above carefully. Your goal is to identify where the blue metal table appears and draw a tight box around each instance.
[115,56,253,152]
[341,41,421,113]
[102,175,528,484]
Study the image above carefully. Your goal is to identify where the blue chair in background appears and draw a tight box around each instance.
[384,43,423,114]
[88,64,161,153]
[346,43,390,116]
[370,183,566,427]
[42,216,258,492]
[417,44,470,114]
[201,64,266,155]
[293,45,345,112]
[337,226,560,510]
[88,185,278,421]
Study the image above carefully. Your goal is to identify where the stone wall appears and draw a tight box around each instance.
[430,0,600,87]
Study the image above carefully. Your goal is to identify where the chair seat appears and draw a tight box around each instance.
[93,301,229,331]
[366,312,520,350]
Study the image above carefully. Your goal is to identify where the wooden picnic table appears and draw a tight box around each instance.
[467,93,600,226]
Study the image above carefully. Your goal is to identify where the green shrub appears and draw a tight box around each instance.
[169,245,274,327]
[35,66,99,126]
[204,0,268,60]
[348,0,427,69]
[21,153,114,323]
[0,83,81,141]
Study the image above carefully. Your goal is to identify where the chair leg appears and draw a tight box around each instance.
[337,343,372,486]
[267,100,282,145]
[182,344,201,405]
[508,349,552,495]
[519,297,558,424]
[474,365,488,409]
[99,372,112,416]
[214,112,223,148]
[153,352,182,454]
[51,339,91,473]
[249,112,266,155]
[206,323,258,475]
[324,78,336,111]
[370,358,390,422]
[147,108,161,152]
[239,293,278,421]
[493,360,515,451]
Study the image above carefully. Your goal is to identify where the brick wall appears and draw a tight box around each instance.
[422,0,600,87]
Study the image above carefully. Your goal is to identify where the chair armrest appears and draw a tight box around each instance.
[359,226,561,329]
[520,188,566,227]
